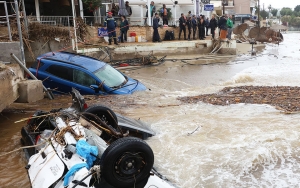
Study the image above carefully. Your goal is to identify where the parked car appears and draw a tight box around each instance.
[21,89,176,188]
[29,52,146,95]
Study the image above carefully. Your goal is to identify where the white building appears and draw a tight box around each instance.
[105,0,224,26]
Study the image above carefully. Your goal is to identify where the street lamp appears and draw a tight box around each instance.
[268,4,271,18]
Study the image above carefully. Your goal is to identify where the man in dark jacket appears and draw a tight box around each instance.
[205,17,210,36]
[186,16,192,40]
[104,12,118,45]
[125,1,132,22]
[198,15,205,40]
[192,15,197,40]
[178,13,186,40]
[209,15,218,39]
[218,14,227,36]
[152,13,161,42]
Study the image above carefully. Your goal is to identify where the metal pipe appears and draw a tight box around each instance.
[21,0,29,35]
[14,0,26,66]
[71,0,78,50]
[3,1,12,41]
[11,53,54,100]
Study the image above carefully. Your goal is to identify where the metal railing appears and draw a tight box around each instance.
[24,15,177,27]
[27,16,72,27]
[0,1,12,41]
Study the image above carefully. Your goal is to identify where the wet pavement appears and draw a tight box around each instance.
[1,32,300,188]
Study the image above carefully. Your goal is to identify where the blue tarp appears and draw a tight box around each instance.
[63,163,88,186]
[76,139,98,168]
[63,139,98,186]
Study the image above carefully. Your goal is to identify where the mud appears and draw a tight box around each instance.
[178,86,300,113]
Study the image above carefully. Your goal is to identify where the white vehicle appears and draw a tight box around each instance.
[21,89,176,188]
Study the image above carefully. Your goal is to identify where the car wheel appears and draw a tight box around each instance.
[100,137,154,188]
[84,104,119,140]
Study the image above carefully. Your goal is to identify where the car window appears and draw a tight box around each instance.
[31,61,44,69]
[94,64,126,87]
[45,65,73,81]
[73,69,96,86]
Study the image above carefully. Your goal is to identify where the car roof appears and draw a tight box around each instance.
[37,51,106,72]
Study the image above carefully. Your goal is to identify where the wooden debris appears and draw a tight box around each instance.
[178,86,300,113]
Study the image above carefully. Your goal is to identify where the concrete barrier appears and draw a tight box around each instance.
[16,80,44,103]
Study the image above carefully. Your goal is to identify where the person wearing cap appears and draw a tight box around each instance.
[125,1,132,22]
[104,12,118,45]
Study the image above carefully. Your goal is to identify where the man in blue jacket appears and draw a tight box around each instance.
[104,12,118,45]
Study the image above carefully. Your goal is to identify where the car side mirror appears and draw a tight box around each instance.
[90,84,100,92]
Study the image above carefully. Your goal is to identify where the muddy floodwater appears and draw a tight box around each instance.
[1,33,300,188]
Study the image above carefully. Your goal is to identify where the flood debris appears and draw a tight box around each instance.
[111,52,166,68]
[233,23,284,44]
[178,86,300,114]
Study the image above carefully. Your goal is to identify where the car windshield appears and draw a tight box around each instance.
[94,64,126,88]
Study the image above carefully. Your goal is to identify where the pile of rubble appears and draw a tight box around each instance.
[233,23,285,43]
[178,86,300,113]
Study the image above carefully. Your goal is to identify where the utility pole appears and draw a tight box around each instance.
[257,0,260,27]
[222,0,225,15]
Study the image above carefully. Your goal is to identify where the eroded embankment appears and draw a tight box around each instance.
[178,86,300,113]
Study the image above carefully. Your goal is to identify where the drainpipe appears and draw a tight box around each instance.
[14,0,26,66]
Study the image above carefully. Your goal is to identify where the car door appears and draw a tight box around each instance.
[71,68,102,95]
[44,64,73,94]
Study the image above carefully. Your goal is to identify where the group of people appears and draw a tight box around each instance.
[104,1,132,45]
[104,2,234,45]
[153,12,233,42]
[177,13,233,41]
[178,12,211,40]
[104,12,129,45]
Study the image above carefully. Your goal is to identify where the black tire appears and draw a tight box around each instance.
[84,104,119,140]
[85,104,118,125]
[101,137,154,188]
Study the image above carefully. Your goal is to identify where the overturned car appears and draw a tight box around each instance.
[21,89,176,188]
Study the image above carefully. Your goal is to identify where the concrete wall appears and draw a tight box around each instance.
[0,42,21,63]
[234,0,251,14]
[0,63,23,112]
[78,40,213,61]
[24,40,73,66]
[85,26,209,44]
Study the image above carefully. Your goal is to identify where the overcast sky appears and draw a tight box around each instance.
[259,0,299,10]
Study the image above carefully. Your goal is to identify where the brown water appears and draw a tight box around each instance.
[1,33,300,187]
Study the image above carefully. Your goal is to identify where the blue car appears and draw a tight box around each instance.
[29,52,146,95]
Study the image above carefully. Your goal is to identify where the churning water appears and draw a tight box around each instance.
[1,32,300,188]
